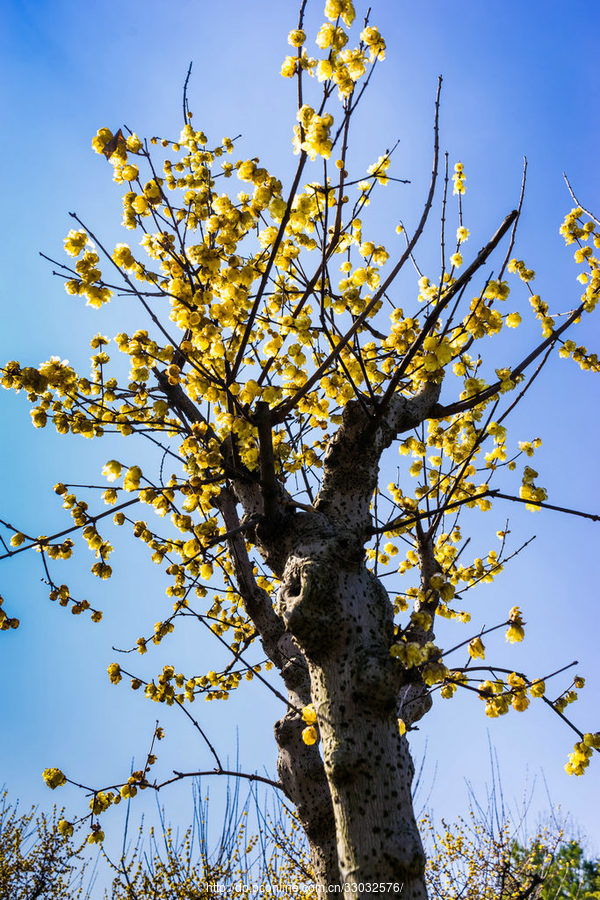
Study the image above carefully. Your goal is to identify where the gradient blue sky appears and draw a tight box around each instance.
[1,0,599,873]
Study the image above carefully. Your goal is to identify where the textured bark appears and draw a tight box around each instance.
[275,699,340,886]
[278,538,427,897]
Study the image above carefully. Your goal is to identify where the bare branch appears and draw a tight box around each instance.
[161,767,282,792]
[563,173,600,226]
[255,401,280,525]
[498,157,527,280]
[490,491,600,522]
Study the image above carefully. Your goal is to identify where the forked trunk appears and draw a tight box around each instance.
[237,396,441,895]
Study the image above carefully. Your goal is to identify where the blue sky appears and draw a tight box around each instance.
[1,0,599,873]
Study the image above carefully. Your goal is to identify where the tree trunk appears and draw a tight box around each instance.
[231,392,441,895]
[278,541,427,898]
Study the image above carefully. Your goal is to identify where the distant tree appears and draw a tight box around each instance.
[2,0,599,895]
[425,808,600,900]
[0,790,88,899]
[102,782,316,899]
[0,782,316,900]
[514,840,600,900]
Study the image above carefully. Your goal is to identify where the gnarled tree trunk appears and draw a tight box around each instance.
[222,386,441,896]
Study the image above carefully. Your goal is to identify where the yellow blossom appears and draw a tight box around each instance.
[468,637,485,659]
[288,29,306,47]
[302,704,318,725]
[42,768,67,789]
[302,725,318,745]
[58,819,74,836]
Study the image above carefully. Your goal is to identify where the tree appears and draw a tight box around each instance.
[422,756,600,900]
[425,809,600,900]
[1,0,599,896]
[531,843,600,899]
[0,790,89,899]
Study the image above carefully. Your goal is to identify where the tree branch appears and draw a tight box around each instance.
[272,76,444,425]
[377,208,519,412]
[431,301,587,418]
[216,487,309,691]
[255,401,280,526]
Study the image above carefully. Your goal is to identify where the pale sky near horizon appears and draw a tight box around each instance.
[1,0,599,879]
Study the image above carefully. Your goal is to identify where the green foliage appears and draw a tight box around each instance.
[512,838,600,900]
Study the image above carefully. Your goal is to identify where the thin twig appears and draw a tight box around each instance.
[563,173,600,226]
[273,76,445,424]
